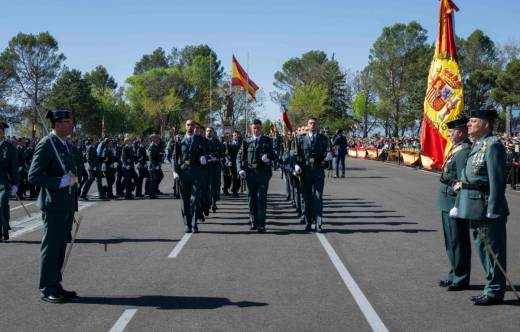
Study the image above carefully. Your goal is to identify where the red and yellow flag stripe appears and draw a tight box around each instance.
[231,55,259,100]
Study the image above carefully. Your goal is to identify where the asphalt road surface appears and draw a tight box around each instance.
[1,158,519,331]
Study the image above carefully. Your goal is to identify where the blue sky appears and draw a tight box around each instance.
[2,0,519,121]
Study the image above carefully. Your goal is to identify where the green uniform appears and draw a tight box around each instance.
[455,133,509,300]
[173,134,208,230]
[122,144,138,198]
[147,142,163,198]
[436,138,472,287]
[237,135,273,228]
[28,134,78,296]
[0,140,19,238]
[298,133,330,229]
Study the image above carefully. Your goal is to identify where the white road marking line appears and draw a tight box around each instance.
[10,202,95,239]
[168,233,192,258]
[109,309,138,332]
[10,201,35,211]
[316,233,389,332]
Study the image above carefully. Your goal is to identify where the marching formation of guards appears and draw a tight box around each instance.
[4,108,511,306]
[438,109,510,306]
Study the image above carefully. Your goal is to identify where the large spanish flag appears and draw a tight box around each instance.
[420,0,463,169]
[281,105,293,134]
[231,55,259,100]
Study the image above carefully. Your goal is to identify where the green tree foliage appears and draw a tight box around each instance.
[288,83,328,124]
[133,47,169,75]
[126,67,185,136]
[273,51,352,129]
[458,30,499,110]
[46,69,100,135]
[84,65,118,97]
[0,31,65,137]
[369,21,430,137]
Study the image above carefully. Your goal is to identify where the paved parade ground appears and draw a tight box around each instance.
[1,158,519,331]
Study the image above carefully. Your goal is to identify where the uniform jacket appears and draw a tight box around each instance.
[28,134,78,212]
[436,138,471,212]
[456,133,509,220]
[0,140,19,187]
[172,135,209,173]
[298,133,330,169]
[237,135,273,170]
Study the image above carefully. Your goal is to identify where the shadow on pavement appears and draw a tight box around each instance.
[5,238,179,245]
[72,295,268,310]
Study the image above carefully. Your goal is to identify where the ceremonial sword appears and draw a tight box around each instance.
[476,227,520,302]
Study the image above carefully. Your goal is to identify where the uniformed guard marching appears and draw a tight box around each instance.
[100,138,117,199]
[333,129,347,178]
[452,109,510,305]
[122,135,138,199]
[238,119,273,232]
[173,120,209,233]
[295,118,333,232]
[0,123,19,241]
[28,110,79,303]
[228,131,242,198]
[206,127,222,213]
[135,137,149,198]
[436,116,472,291]
[147,134,163,199]
[80,138,104,200]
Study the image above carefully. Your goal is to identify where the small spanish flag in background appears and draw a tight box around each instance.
[231,55,259,100]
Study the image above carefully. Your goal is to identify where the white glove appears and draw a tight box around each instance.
[325,152,333,161]
[125,165,131,170]
[18,166,22,172]
[155,166,161,170]
[59,174,74,188]
[10,185,18,194]
[261,154,271,163]
[92,166,97,171]
[449,207,458,218]
[295,164,302,174]
[452,181,461,192]
[114,162,119,168]
[200,156,207,165]
[486,213,500,219]
[226,161,232,167]
[173,172,179,180]
[239,170,246,178]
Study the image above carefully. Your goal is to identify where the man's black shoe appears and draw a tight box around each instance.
[149,195,157,199]
[80,196,88,201]
[212,206,217,213]
[257,226,265,233]
[135,194,144,198]
[193,227,199,233]
[200,215,205,222]
[185,227,192,233]
[438,280,452,287]
[473,295,503,306]
[470,293,485,302]
[300,216,306,224]
[305,225,312,232]
[250,225,257,231]
[447,284,468,291]
[317,225,323,233]
[58,286,78,299]
[3,232,9,241]
[41,293,66,304]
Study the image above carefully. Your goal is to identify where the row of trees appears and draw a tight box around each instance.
[274,22,520,137]
[0,32,263,138]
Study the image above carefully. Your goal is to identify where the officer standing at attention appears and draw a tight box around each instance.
[451,109,510,305]
[173,119,208,233]
[436,116,472,291]
[28,110,79,303]
[295,117,333,232]
[0,122,19,241]
[238,119,273,232]
[122,135,138,199]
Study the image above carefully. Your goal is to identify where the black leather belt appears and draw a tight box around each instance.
[439,177,454,186]
[461,182,489,191]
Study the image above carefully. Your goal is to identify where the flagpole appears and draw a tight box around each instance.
[244,52,250,136]
[209,52,212,126]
